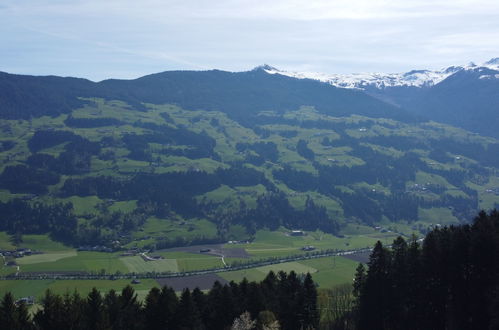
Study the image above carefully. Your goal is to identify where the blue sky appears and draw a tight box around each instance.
[1,0,499,81]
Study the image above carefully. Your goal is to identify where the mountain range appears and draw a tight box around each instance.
[264,58,499,138]
[0,62,498,248]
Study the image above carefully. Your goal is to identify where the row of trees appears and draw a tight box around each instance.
[0,271,318,330]
[351,210,499,330]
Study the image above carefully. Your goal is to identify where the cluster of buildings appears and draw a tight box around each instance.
[0,247,35,258]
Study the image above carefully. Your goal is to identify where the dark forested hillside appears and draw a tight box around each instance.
[0,69,416,124]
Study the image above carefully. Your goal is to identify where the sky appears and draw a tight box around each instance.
[1,0,499,81]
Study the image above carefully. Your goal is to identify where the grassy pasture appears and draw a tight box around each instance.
[0,232,15,250]
[16,251,77,265]
[19,235,70,252]
[300,256,360,288]
[61,195,102,215]
[219,256,357,288]
[418,207,459,225]
[120,256,179,273]
[244,229,380,254]
[129,217,218,247]
[19,252,127,274]
[176,257,224,272]
[155,251,224,271]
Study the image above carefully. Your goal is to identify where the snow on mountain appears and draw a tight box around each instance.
[484,57,499,71]
[263,58,499,90]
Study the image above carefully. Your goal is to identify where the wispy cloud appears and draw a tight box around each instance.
[1,0,499,80]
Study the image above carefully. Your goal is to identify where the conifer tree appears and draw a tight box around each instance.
[144,287,162,330]
[387,236,408,329]
[0,292,17,330]
[15,300,32,330]
[160,286,179,328]
[358,241,390,330]
[116,285,142,330]
[34,289,65,330]
[176,288,203,330]
[301,273,319,329]
[352,263,366,299]
[103,289,120,330]
[84,288,106,330]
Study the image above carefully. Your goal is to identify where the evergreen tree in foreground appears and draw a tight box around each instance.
[354,209,499,330]
[1,270,318,330]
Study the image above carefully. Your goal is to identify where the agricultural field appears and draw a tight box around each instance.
[0,253,360,300]
[0,229,366,296]
[0,222,429,279]
[120,256,178,273]
[218,256,359,288]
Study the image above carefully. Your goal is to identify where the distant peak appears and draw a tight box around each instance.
[252,64,279,72]
[485,57,499,65]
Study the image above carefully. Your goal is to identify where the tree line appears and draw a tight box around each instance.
[347,210,499,330]
[0,271,318,330]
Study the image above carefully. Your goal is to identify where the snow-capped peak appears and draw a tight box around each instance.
[483,58,499,71]
[262,57,499,90]
[253,64,279,72]
[264,66,461,89]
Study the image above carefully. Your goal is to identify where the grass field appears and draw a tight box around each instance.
[300,257,359,288]
[61,196,102,215]
[0,232,15,250]
[219,256,358,288]
[19,252,127,274]
[176,257,224,272]
[16,251,77,265]
[155,251,225,272]
[240,229,381,258]
[418,207,459,225]
[127,217,219,249]
[18,235,70,252]
[120,256,179,273]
